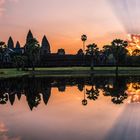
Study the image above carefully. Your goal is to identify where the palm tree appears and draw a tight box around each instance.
[86,86,99,100]
[86,43,99,70]
[103,77,128,104]
[81,35,87,66]
[81,34,87,52]
[111,39,128,75]
[25,38,40,71]
[103,39,128,75]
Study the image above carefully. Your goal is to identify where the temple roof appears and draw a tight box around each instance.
[7,36,14,49]
[26,30,33,43]
[15,41,21,49]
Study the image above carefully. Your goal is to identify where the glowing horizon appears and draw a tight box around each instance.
[0,0,139,53]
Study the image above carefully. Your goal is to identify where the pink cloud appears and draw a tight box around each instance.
[0,122,8,133]
[8,0,19,2]
[0,0,19,17]
[0,0,5,17]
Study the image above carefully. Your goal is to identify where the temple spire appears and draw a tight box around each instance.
[15,41,21,49]
[40,35,51,55]
[7,36,14,49]
[26,30,33,43]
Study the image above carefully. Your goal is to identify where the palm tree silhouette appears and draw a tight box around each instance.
[103,77,128,104]
[81,34,87,52]
[25,38,40,71]
[111,39,128,75]
[0,93,8,104]
[86,86,99,100]
[86,43,99,70]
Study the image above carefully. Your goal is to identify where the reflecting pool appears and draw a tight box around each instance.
[0,76,140,140]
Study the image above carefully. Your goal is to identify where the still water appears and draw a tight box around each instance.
[0,76,140,140]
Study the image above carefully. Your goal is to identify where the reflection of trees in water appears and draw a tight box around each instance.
[85,75,100,101]
[86,86,99,101]
[82,76,135,105]
[0,93,8,104]
[0,77,139,109]
[102,77,128,104]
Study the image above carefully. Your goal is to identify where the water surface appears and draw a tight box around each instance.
[0,76,140,140]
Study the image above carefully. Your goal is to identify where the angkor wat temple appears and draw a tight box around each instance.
[7,30,51,56]
[1,30,139,67]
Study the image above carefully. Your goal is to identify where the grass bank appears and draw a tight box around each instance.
[0,67,140,78]
[0,69,29,79]
[32,67,140,77]
[34,67,140,71]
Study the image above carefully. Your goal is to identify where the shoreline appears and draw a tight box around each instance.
[0,67,140,79]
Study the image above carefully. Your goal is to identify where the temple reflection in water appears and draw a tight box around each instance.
[0,76,140,110]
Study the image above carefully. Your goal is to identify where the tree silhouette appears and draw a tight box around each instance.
[103,39,128,75]
[25,38,40,71]
[0,93,8,104]
[111,39,128,75]
[77,49,84,56]
[57,48,65,55]
[86,43,99,70]
[13,55,25,70]
[103,77,128,104]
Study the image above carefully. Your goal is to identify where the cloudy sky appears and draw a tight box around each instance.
[0,0,136,53]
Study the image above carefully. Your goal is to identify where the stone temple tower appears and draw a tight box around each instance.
[14,41,22,54]
[7,36,14,50]
[40,35,51,55]
[26,30,33,43]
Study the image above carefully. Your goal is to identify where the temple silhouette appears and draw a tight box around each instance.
[7,30,51,56]
[1,30,140,68]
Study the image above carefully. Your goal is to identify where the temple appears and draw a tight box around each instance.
[6,30,51,56]
[40,35,51,55]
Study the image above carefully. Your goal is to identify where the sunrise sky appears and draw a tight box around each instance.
[0,0,132,53]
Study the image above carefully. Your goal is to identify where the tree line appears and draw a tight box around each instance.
[0,37,140,70]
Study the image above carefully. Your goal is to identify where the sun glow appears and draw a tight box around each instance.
[127,34,140,55]
[126,83,140,103]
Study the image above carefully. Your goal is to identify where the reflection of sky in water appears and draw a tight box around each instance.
[126,83,140,103]
[0,78,140,140]
[0,122,20,140]
[0,87,125,140]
